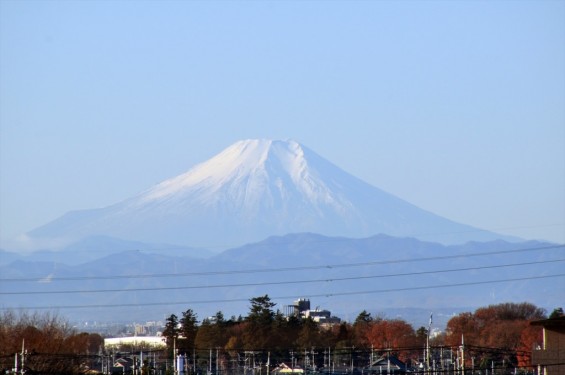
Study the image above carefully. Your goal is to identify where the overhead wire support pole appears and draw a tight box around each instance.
[427,313,433,372]
[461,335,465,375]
[20,338,25,375]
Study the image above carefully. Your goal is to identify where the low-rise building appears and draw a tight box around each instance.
[365,355,407,375]
[284,298,341,327]
[104,336,166,349]
[531,316,565,375]
[305,309,341,325]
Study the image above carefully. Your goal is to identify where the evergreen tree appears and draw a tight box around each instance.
[296,317,320,349]
[163,314,180,352]
[195,318,214,349]
[180,309,199,353]
[243,295,276,350]
[247,295,276,324]
[353,310,373,348]
[549,307,564,318]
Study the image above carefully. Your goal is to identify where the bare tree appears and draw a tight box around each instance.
[0,310,102,374]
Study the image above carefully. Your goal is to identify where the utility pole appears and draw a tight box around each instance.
[440,347,444,375]
[290,350,295,369]
[20,339,26,375]
[460,335,465,375]
[351,346,354,372]
[311,347,317,372]
[450,347,454,375]
[427,313,433,371]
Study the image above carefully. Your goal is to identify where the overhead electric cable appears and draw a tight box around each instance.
[1,244,562,283]
[1,273,562,310]
[2,258,562,295]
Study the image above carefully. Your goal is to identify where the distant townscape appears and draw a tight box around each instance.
[1,140,564,374]
[1,299,564,375]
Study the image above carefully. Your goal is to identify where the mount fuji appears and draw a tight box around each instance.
[28,139,513,248]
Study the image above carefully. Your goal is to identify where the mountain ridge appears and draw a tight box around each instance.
[27,139,517,249]
[1,233,561,323]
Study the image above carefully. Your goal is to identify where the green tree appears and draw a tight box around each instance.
[180,309,199,352]
[277,313,302,350]
[335,322,352,344]
[355,310,373,325]
[247,295,276,324]
[163,314,180,353]
[415,326,428,344]
[243,295,276,350]
[353,310,373,348]
[195,318,214,349]
[296,317,320,349]
[549,307,564,318]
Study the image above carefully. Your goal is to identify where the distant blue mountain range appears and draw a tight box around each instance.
[1,233,562,325]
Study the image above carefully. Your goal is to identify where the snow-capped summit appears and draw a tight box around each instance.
[29,139,511,247]
[137,139,351,213]
[140,139,333,205]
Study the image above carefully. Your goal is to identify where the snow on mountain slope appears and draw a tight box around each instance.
[137,139,343,210]
[28,139,514,248]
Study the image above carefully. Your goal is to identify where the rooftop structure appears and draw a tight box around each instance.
[284,298,341,326]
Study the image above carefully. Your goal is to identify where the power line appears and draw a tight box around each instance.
[2,273,562,310]
[2,258,562,295]
[1,244,562,283]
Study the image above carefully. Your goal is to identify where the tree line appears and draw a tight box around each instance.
[161,297,553,371]
[0,299,560,374]
[0,310,102,374]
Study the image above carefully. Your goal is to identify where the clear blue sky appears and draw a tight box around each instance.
[1,0,564,249]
